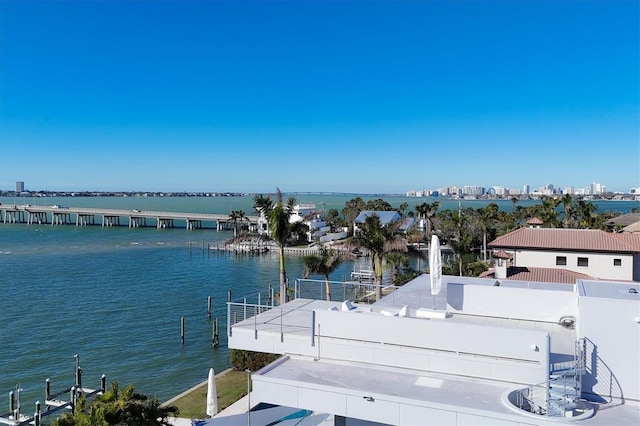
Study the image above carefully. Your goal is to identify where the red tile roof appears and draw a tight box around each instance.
[526,217,543,225]
[489,228,640,253]
[492,250,513,259]
[480,267,592,284]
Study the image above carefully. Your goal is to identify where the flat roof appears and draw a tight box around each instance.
[255,356,640,425]
[578,279,640,300]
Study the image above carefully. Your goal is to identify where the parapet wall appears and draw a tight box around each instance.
[315,309,549,385]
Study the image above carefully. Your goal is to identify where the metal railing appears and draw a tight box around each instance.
[293,279,400,304]
[515,338,586,417]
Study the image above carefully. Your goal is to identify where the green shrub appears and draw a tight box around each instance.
[230,349,279,371]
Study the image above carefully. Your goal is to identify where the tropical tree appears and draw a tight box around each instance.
[228,210,247,235]
[324,208,342,230]
[478,203,499,262]
[510,196,519,212]
[350,213,409,300]
[398,202,409,217]
[560,194,574,228]
[252,194,273,234]
[254,188,296,305]
[54,382,178,426]
[414,201,439,239]
[365,198,394,211]
[303,244,351,301]
[576,199,598,229]
[535,196,560,228]
[342,197,366,235]
[438,208,473,276]
[385,252,409,285]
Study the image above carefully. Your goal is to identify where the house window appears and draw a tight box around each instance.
[614,258,622,267]
[556,256,567,266]
[577,257,589,267]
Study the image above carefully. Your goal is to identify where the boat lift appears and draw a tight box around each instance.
[0,355,105,426]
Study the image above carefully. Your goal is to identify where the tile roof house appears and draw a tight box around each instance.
[480,265,593,284]
[605,213,640,229]
[488,228,640,282]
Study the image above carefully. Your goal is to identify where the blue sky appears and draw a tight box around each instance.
[1,0,638,194]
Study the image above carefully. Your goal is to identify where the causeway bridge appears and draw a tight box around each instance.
[0,204,260,230]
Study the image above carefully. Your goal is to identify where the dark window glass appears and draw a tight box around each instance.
[577,257,589,267]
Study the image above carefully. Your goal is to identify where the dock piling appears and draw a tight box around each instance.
[207,296,212,318]
[212,318,219,347]
[35,401,41,426]
[181,317,185,344]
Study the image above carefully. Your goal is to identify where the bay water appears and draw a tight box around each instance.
[0,195,635,409]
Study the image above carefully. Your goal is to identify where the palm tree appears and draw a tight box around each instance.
[252,194,273,234]
[478,203,499,262]
[262,188,296,305]
[303,244,350,301]
[510,196,519,212]
[385,252,408,285]
[228,210,247,236]
[350,213,408,300]
[560,194,574,228]
[398,202,409,217]
[341,197,366,236]
[576,199,598,229]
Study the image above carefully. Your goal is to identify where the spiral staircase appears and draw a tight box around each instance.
[514,338,587,418]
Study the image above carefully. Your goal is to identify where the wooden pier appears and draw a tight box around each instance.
[0,205,259,230]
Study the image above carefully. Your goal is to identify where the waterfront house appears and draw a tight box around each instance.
[487,228,640,282]
[353,210,415,234]
[227,275,640,425]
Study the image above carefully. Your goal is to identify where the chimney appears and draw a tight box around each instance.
[495,257,508,279]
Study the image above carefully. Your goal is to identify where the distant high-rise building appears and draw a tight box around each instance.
[16,181,24,192]
[523,184,530,195]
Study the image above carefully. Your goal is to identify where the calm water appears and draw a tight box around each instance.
[0,195,635,409]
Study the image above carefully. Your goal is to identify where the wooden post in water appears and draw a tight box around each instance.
[9,390,14,414]
[70,387,76,414]
[212,318,219,347]
[34,400,41,426]
[45,378,50,403]
[74,353,82,396]
[101,374,106,394]
[207,296,212,318]
[181,317,185,344]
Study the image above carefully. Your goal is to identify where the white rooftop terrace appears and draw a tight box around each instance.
[228,275,640,425]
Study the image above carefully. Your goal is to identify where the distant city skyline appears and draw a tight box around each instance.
[1,1,638,194]
[4,179,638,197]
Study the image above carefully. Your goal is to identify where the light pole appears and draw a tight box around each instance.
[245,369,251,426]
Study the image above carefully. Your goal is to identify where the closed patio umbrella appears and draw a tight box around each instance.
[430,235,442,309]
[206,368,218,417]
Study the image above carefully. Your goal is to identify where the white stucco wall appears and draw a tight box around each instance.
[447,283,577,322]
[577,289,640,402]
[514,249,634,281]
[315,309,549,385]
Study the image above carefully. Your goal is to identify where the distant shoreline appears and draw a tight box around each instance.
[1,190,637,201]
